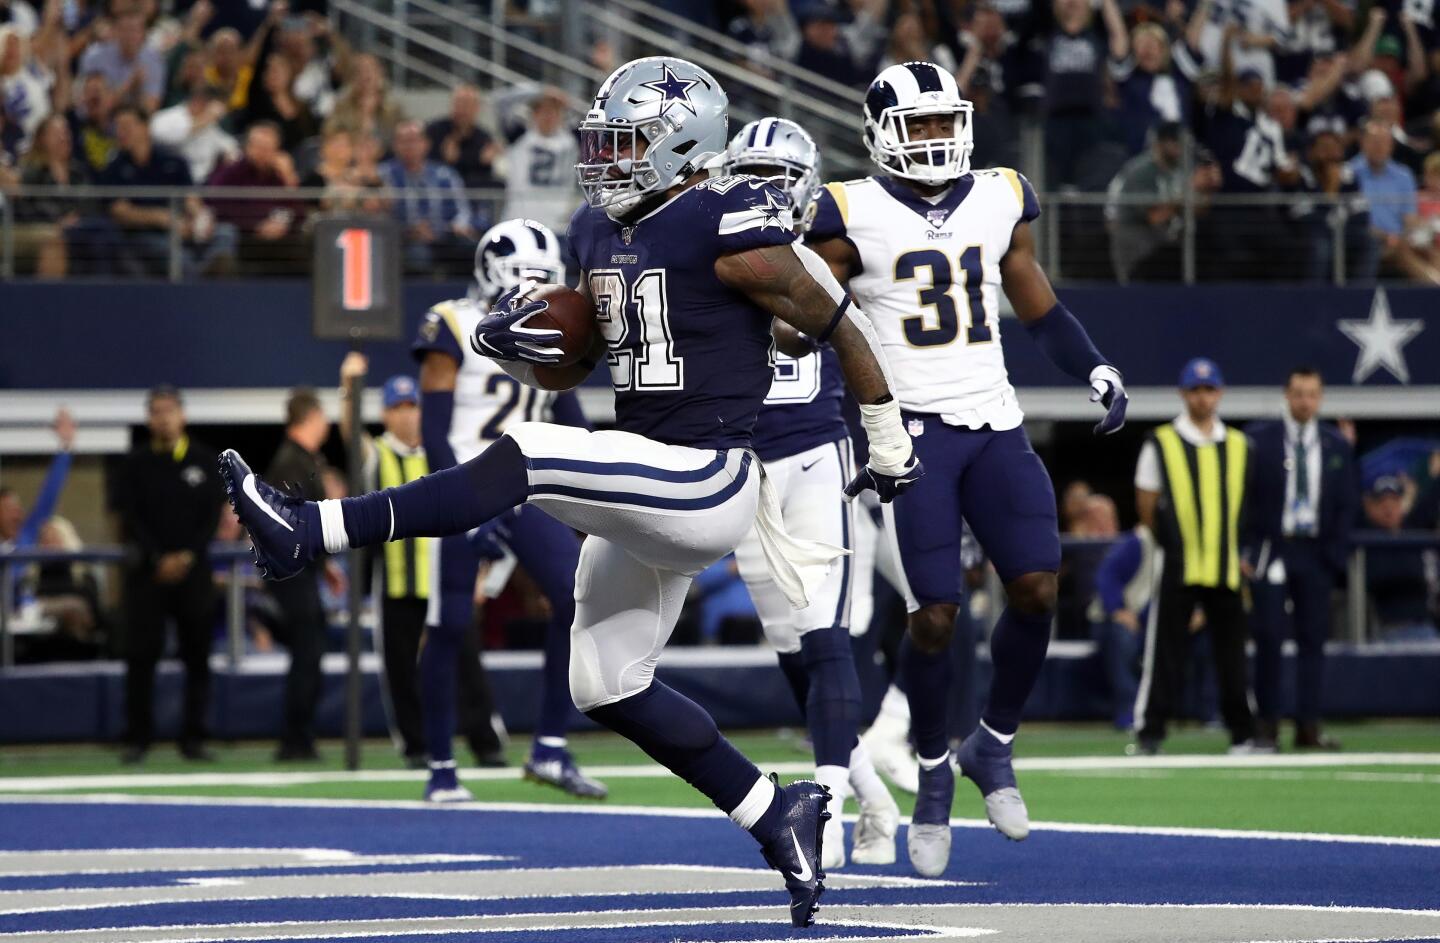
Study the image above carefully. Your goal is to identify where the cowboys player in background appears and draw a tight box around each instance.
[411,218,606,802]
[807,61,1129,877]
[723,117,902,870]
[221,56,921,927]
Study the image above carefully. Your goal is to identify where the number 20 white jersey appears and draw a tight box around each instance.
[414,298,559,464]
[808,168,1041,431]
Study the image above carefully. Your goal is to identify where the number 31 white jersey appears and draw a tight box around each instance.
[808,168,1041,431]
[414,298,559,464]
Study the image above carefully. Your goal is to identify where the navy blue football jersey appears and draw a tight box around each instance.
[750,348,847,462]
[568,175,798,449]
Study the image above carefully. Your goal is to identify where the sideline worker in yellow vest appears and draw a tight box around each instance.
[1131,358,1261,756]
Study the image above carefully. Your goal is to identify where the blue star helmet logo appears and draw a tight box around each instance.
[640,64,700,117]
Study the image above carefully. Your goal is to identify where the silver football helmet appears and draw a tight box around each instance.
[863,61,974,184]
[723,117,821,231]
[576,56,729,219]
[472,218,564,305]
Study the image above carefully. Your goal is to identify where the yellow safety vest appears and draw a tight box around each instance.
[1154,423,1248,591]
[375,439,430,599]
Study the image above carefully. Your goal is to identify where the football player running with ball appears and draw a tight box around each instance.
[723,117,903,870]
[218,57,919,928]
[806,61,1128,877]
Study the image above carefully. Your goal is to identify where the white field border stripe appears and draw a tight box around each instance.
[4,752,1439,794]
[4,793,1440,849]
[9,903,1440,942]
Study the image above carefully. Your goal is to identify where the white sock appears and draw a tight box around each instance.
[729,775,778,831]
[981,720,1016,745]
[317,499,349,553]
[848,741,890,808]
[815,764,850,813]
[918,751,950,771]
[535,736,567,750]
[866,684,911,742]
[880,684,911,722]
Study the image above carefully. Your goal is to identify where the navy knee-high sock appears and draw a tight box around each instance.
[587,682,784,839]
[900,633,953,760]
[801,626,862,769]
[537,592,575,742]
[340,436,528,548]
[776,650,809,711]
[983,607,1053,736]
[421,592,470,765]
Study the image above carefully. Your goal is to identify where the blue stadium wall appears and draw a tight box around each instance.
[1,281,1437,391]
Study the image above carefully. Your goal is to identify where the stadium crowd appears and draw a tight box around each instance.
[4,0,1440,281]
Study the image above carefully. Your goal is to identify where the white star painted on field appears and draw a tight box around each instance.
[1337,287,1425,384]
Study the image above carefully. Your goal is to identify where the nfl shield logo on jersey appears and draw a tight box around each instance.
[908,418,925,437]
[925,208,948,228]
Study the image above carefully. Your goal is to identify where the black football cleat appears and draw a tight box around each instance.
[218,449,321,581]
[758,774,831,928]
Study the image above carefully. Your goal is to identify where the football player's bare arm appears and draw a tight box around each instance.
[999,221,1061,323]
[420,349,460,393]
[806,237,860,286]
[715,243,890,406]
[771,319,815,358]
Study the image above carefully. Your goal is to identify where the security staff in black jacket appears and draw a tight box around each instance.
[267,388,335,761]
[117,386,224,764]
[1244,368,1357,751]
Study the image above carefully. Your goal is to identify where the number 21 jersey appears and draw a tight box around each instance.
[809,169,1040,431]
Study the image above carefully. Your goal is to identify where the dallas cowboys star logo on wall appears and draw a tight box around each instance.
[640,64,699,116]
[1337,287,1425,384]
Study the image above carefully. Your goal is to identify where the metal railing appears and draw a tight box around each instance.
[0,182,1426,285]
[3,531,1436,668]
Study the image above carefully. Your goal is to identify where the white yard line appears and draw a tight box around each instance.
[3,752,1438,794]
[3,793,1440,848]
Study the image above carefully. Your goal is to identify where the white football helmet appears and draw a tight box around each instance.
[863,61,974,184]
[576,56,729,219]
[472,218,564,305]
[723,117,821,230]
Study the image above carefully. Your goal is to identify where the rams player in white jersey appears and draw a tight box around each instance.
[723,117,903,870]
[412,218,606,802]
[807,61,1128,877]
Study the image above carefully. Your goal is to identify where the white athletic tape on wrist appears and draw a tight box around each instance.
[317,499,349,554]
[859,399,912,476]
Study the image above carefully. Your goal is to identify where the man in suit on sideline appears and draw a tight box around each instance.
[1244,367,1357,751]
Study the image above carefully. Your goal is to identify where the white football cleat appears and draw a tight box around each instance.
[850,790,900,865]
[862,726,920,794]
[821,811,846,870]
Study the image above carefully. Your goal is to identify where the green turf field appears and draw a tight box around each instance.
[4,720,1438,839]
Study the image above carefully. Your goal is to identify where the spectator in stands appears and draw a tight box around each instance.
[101,104,237,278]
[727,0,801,66]
[116,386,224,764]
[240,55,318,155]
[963,60,1021,168]
[1362,475,1439,640]
[381,118,475,276]
[498,88,576,236]
[1349,119,1440,283]
[1058,493,1119,639]
[0,0,38,36]
[879,12,956,72]
[78,11,164,112]
[1287,128,1375,281]
[0,407,75,554]
[1274,0,1355,87]
[274,12,345,120]
[1204,26,1299,280]
[34,516,101,650]
[66,71,117,173]
[149,81,238,184]
[300,127,384,218]
[1090,520,1158,730]
[1110,15,1206,157]
[1414,151,1440,269]
[159,0,214,109]
[426,84,498,189]
[1060,479,1093,534]
[267,388,338,761]
[796,4,866,88]
[1362,70,1427,174]
[325,52,402,143]
[1106,121,1221,282]
[954,4,1019,102]
[0,19,57,155]
[208,121,305,276]
[1042,0,1128,189]
[15,114,105,277]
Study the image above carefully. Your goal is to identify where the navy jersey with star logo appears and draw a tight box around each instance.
[568,175,798,449]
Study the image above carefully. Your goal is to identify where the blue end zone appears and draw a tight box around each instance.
[1,800,1437,938]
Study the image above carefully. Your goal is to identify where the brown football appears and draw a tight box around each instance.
[522,283,600,391]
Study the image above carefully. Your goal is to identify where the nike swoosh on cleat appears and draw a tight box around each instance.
[242,474,294,533]
[787,827,812,882]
